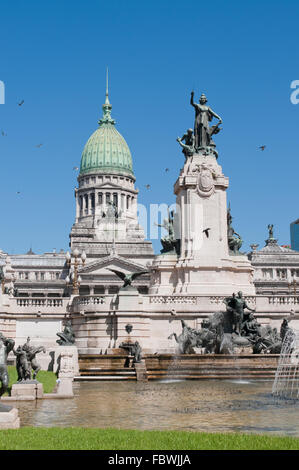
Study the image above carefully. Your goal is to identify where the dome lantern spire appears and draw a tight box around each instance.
[99,67,115,125]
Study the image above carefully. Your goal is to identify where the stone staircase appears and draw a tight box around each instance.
[76,353,279,381]
[77,354,137,380]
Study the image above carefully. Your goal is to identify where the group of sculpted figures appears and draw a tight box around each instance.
[0,321,76,399]
[169,291,287,355]
[177,91,222,158]
[0,333,45,397]
[14,337,46,382]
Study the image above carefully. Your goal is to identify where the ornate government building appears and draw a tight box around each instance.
[0,87,299,354]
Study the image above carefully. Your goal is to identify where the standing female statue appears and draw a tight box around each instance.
[190,91,222,148]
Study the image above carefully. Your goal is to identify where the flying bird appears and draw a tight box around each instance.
[73,166,79,171]
[18,100,24,106]
[16,191,21,195]
[35,144,43,148]
[145,184,151,190]
[165,168,169,172]
[203,228,211,238]
[108,268,149,288]
[258,145,266,151]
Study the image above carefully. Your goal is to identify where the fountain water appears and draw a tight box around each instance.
[272,328,299,399]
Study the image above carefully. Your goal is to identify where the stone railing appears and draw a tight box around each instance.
[6,297,69,315]
[267,296,299,305]
[74,296,106,306]
[71,295,109,314]
[149,296,198,305]
[209,296,256,305]
[16,298,63,307]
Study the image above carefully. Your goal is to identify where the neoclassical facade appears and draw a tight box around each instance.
[0,90,299,355]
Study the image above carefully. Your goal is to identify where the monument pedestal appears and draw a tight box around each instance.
[117,286,141,311]
[55,346,79,397]
[149,151,255,298]
[11,381,43,400]
[0,406,20,429]
[54,345,79,375]
[135,360,148,382]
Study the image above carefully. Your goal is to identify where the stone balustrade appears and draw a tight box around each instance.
[71,295,109,314]
[267,296,299,305]
[4,293,299,319]
[74,296,106,306]
[16,298,64,307]
[149,295,198,305]
[7,297,69,315]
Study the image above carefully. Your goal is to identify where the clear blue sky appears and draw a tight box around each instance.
[0,0,299,255]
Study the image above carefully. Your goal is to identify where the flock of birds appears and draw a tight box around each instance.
[1,99,44,195]
[1,100,267,198]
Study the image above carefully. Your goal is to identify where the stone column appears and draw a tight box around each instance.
[75,189,80,222]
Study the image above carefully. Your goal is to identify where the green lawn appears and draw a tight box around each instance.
[5,366,57,395]
[0,427,298,450]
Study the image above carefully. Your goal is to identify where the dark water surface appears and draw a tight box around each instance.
[11,379,299,436]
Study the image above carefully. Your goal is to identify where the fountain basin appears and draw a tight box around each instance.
[78,353,280,381]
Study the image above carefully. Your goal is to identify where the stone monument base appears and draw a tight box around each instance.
[11,381,43,400]
[54,345,79,375]
[56,377,74,397]
[0,407,20,429]
[117,286,141,311]
[135,360,148,381]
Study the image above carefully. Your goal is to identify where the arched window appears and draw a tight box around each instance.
[91,193,95,210]
[84,194,89,214]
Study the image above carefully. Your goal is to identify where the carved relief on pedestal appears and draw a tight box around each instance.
[194,164,215,198]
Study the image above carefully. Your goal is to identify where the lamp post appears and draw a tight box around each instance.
[65,249,86,295]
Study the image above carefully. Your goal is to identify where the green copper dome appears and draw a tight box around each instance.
[80,90,134,177]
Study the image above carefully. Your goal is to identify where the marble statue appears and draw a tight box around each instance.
[223,291,255,335]
[280,318,291,341]
[268,224,274,239]
[0,332,15,397]
[22,337,46,379]
[108,269,149,289]
[177,129,195,158]
[14,337,46,381]
[119,340,142,364]
[14,345,31,382]
[190,91,222,149]
[168,295,282,355]
[155,210,179,254]
[227,206,242,254]
[56,320,75,346]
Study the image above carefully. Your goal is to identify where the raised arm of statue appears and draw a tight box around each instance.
[190,91,196,108]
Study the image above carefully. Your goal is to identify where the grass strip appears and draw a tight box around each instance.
[0,427,298,450]
[4,366,57,395]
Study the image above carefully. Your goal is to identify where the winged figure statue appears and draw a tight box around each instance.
[108,269,149,288]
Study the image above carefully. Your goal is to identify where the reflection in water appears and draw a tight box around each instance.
[10,380,299,436]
